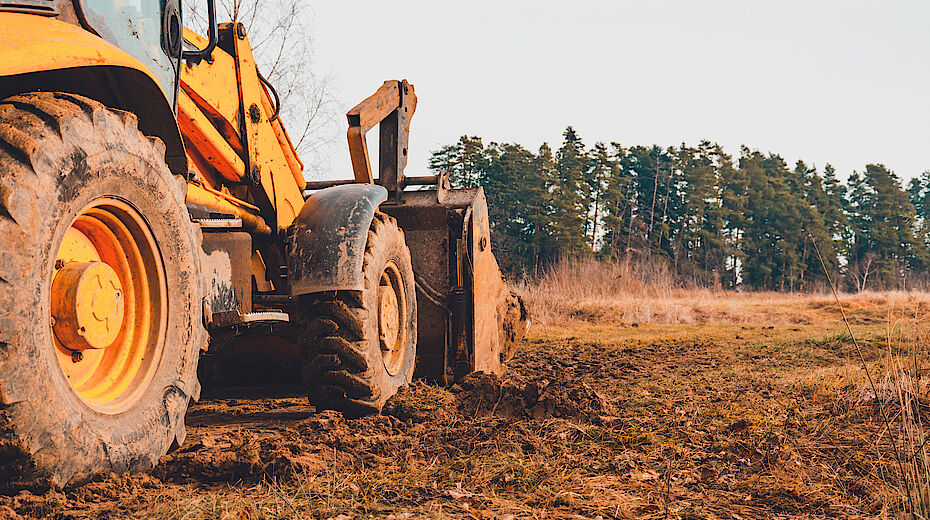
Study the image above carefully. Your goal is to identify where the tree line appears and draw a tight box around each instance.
[430,128,930,291]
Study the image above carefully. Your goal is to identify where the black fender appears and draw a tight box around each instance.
[288,184,389,296]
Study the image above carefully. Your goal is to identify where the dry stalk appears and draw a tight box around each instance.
[810,232,923,517]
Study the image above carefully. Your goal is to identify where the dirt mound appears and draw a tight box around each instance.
[452,372,616,424]
[381,371,615,426]
[154,429,326,485]
[381,381,458,423]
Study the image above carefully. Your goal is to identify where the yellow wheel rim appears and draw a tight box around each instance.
[378,261,408,376]
[51,198,167,414]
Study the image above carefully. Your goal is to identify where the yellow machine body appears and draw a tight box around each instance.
[0,12,187,173]
[179,27,306,232]
[0,4,525,385]
[0,13,154,78]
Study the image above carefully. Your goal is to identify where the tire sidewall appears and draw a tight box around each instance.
[0,126,202,483]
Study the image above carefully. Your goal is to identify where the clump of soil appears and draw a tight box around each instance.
[381,381,458,423]
[381,371,615,425]
[452,372,615,423]
[154,428,327,485]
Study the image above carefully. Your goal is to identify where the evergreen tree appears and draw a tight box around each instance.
[674,141,728,281]
[795,161,837,287]
[587,142,619,251]
[552,127,591,255]
[481,142,539,272]
[428,136,488,188]
[822,164,849,261]
[599,143,632,257]
[715,144,744,288]
[846,164,918,289]
[527,143,560,268]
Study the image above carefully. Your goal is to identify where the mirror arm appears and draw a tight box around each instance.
[181,0,217,64]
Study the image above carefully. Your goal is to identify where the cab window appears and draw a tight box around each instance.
[80,1,176,101]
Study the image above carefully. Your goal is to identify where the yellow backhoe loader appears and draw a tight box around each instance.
[0,0,526,488]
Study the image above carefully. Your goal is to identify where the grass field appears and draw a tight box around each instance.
[3,284,930,519]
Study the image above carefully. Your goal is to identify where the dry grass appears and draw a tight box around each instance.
[795,282,930,518]
[519,257,930,327]
[12,261,930,518]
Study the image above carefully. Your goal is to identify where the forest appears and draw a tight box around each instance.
[430,128,930,291]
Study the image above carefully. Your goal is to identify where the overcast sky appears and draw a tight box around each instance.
[309,1,930,183]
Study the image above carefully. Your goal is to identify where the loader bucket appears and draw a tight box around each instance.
[381,185,528,384]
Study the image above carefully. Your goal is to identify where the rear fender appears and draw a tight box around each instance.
[287,184,388,296]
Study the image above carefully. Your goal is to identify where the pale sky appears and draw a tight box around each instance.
[310,1,930,183]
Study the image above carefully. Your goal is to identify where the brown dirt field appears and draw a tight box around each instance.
[0,294,923,519]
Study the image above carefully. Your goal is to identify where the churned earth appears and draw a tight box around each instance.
[0,294,922,519]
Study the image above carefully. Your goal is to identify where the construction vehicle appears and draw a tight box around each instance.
[0,0,527,488]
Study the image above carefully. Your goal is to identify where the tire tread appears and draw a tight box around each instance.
[297,213,412,417]
[0,91,204,489]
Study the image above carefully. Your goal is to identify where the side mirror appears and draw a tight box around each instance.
[162,0,182,59]
[181,0,217,63]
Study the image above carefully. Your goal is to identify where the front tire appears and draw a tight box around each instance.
[0,93,206,488]
[297,213,417,416]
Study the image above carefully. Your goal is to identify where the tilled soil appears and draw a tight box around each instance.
[0,324,897,519]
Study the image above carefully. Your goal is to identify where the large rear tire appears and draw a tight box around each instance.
[297,213,417,416]
[0,93,206,488]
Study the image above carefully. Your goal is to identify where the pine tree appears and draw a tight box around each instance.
[631,146,675,253]
[552,127,591,255]
[739,148,779,289]
[587,142,619,251]
[715,144,744,288]
[481,142,539,272]
[528,143,560,269]
[821,164,849,260]
[599,143,631,257]
[428,136,488,188]
[907,171,930,274]
[846,164,918,289]
[674,141,725,280]
[795,161,837,287]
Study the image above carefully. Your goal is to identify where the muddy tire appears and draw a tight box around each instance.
[0,92,206,488]
[297,213,417,416]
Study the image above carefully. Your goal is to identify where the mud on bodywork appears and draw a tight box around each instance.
[287,184,388,296]
[199,231,251,328]
[381,186,528,382]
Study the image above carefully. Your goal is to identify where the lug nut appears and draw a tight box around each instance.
[71,350,83,363]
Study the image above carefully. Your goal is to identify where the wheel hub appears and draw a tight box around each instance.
[377,260,408,375]
[379,284,400,349]
[51,261,124,351]
[50,198,168,414]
